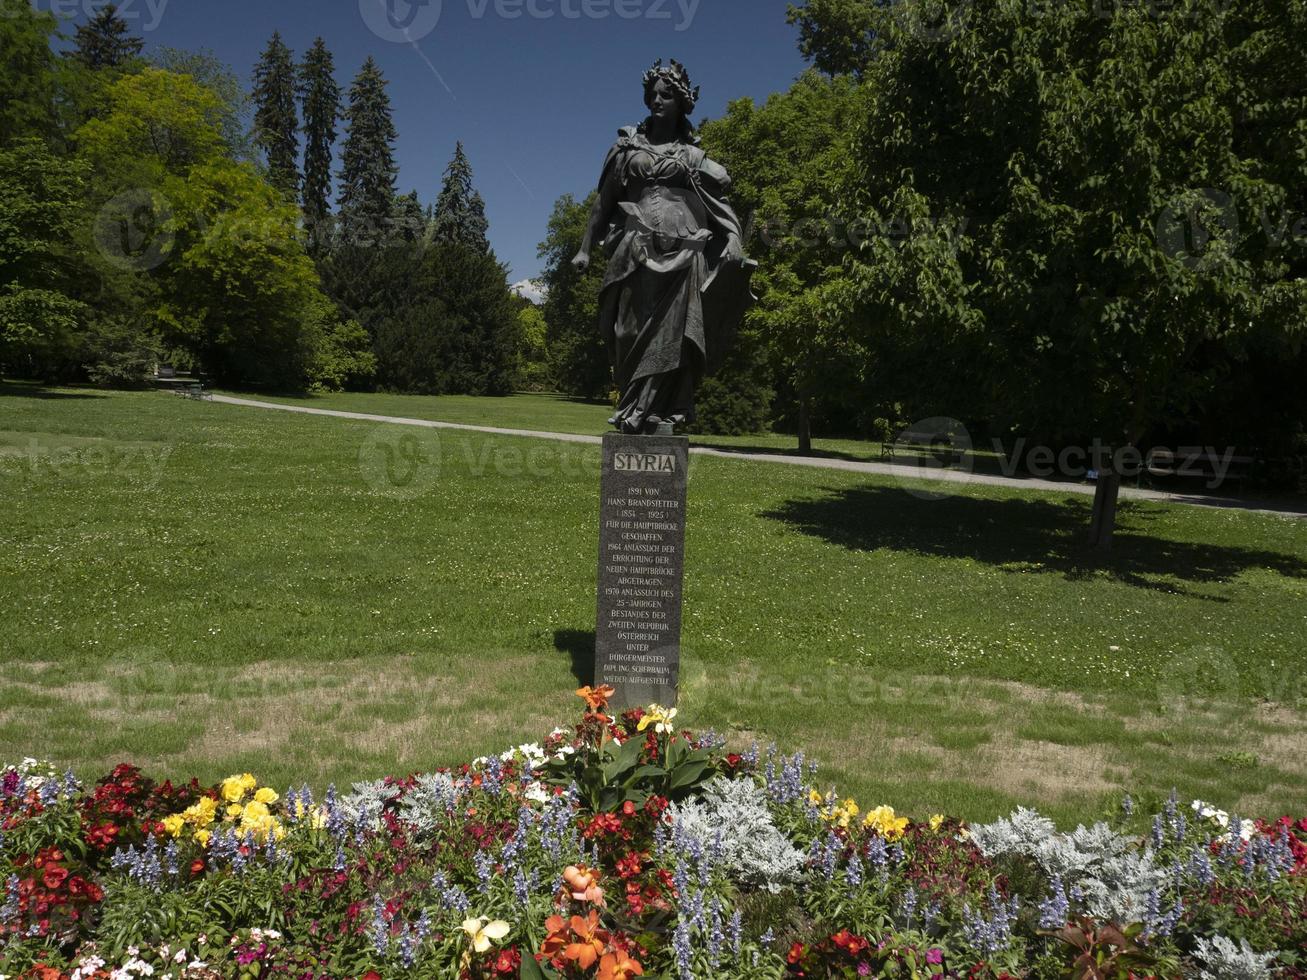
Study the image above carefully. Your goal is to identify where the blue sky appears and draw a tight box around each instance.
[45,0,809,282]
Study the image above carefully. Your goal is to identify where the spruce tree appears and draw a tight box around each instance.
[336,57,398,245]
[432,142,489,252]
[251,32,299,196]
[393,191,427,242]
[298,38,340,244]
[73,4,143,70]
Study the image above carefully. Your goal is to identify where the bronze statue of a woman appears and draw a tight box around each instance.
[573,59,754,436]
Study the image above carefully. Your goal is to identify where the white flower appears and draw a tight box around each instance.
[523,782,550,804]
[516,742,545,761]
[1191,800,1229,827]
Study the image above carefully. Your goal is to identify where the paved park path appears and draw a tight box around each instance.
[211,394,1307,519]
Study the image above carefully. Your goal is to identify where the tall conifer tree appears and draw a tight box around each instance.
[298,37,340,244]
[336,57,398,244]
[251,31,299,196]
[431,142,489,252]
[73,4,143,70]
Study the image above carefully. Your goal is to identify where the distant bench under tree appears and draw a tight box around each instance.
[1143,447,1255,491]
[881,428,965,463]
[153,365,211,401]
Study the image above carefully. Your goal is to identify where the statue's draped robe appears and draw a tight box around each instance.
[597,125,749,433]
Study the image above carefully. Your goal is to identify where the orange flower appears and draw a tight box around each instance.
[576,684,616,711]
[598,949,645,980]
[540,914,569,961]
[563,864,606,906]
[563,910,609,971]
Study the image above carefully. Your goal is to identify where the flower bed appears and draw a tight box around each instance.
[2,687,1304,979]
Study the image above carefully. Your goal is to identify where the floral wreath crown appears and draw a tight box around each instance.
[642,58,700,116]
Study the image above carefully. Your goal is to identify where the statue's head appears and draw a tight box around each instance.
[642,59,699,125]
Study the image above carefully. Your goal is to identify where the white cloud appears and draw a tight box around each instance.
[510,279,548,305]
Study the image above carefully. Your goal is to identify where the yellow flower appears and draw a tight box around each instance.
[185,797,218,826]
[161,814,186,838]
[242,800,270,822]
[242,812,284,841]
[462,916,511,953]
[220,774,256,802]
[194,828,211,847]
[636,704,678,735]
[863,805,910,841]
[930,814,946,832]
[226,803,244,820]
[253,787,278,805]
[824,798,860,828]
[808,789,826,807]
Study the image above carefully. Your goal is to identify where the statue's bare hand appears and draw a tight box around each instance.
[572,251,591,272]
[723,234,744,263]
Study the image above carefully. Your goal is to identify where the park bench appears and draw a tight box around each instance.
[153,366,211,400]
[881,428,962,462]
[1144,447,1254,491]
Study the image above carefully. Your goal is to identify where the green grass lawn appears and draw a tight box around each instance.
[3,384,1306,827]
[219,388,905,462]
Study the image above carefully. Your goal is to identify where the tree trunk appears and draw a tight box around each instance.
[797,398,812,455]
[1087,469,1122,552]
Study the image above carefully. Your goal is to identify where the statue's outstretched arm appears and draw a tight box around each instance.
[573,172,622,272]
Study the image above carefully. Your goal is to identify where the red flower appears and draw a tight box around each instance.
[42,866,68,891]
[492,948,521,975]
[832,929,870,956]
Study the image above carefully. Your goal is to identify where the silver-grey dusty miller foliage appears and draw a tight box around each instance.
[669,776,806,893]
[970,808,1167,923]
[1192,935,1279,980]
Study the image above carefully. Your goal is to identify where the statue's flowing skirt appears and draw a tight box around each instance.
[600,231,708,435]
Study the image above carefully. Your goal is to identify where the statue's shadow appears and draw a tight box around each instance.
[553,629,595,687]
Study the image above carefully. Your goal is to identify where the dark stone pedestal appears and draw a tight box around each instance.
[594,432,688,709]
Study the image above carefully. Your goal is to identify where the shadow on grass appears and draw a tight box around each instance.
[0,382,108,400]
[554,629,595,687]
[762,485,1307,595]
